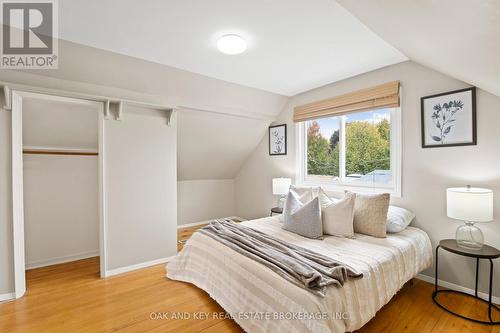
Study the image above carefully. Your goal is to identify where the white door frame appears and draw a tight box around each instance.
[11,90,107,299]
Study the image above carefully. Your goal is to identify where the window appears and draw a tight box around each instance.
[298,107,401,195]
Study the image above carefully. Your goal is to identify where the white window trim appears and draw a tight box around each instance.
[295,106,402,197]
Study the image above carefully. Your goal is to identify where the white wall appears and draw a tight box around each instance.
[0,110,14,297]
[23,155,99,268]
[22,98,98,150]
[21,96,100,270]
[105,105,177,270]
[235,61,500,297]
[0,39,286,296]
[178,179,235,226]
[177,108,270,180]
[176,107,262,227]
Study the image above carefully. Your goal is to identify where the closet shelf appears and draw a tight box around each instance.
[23,149,98,156]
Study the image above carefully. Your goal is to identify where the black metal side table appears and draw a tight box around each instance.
[433,239,500,325]
[270,207,283,216]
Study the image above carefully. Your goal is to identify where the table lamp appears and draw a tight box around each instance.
[272,178,291,209]
[447,186,493,250]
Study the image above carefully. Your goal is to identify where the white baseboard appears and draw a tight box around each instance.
[2,255,177,302]
[25,250,99,270]
[416,273,500,305]
[177,216,246,229]
[105,256,176,277]
[0,292,15,303]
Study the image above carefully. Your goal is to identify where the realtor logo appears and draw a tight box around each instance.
[1,0,58,68]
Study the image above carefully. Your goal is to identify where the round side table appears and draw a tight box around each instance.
[270,207,283,216]
[433,239,500,325]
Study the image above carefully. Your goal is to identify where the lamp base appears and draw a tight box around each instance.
[456,221,484,250]
[277,196,286,209]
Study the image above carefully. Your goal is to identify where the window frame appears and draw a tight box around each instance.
[296,106,402,197]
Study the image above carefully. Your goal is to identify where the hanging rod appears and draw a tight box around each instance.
[23,149,98,156]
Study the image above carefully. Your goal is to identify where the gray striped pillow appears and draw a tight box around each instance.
[282,191,322,239]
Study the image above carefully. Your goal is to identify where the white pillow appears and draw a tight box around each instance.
[319,190,356,238]
[317,188,335,208]
[386,206,415,233]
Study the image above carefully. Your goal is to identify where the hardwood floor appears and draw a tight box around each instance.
[0,257,498,332]
[177,217,245,251]
[178,224,207,251]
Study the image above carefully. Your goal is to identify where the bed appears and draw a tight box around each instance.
[166,215,432,333]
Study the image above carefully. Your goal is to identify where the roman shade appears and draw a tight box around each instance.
[293,81,400,122]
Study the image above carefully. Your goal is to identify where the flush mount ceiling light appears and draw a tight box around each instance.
[216,34,247,55]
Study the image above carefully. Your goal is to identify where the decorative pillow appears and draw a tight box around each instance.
[317,188,336,208]
[347,191,390,238]
[282,191,322,239]
[290,187,314,204]
[289,185,321,198]
[278,187,313,223]
[319,190,356,237]
[386,206,415,233]
[281,185,316,213]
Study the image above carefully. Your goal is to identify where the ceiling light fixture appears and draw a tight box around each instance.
[216,34,247,55]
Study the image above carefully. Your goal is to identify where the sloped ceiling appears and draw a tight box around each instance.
[1,39,285,181]
[14,1,499,184]
[20,94,271,181]
[177,109,270,180]
[337,0,500,97]
[58,0,406,95]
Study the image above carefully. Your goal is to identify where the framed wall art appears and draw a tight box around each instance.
[269,124,287,155]
[421,87,476,148]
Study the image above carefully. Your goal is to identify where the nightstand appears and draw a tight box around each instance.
[433,239,500,325]
[270,207,283,216]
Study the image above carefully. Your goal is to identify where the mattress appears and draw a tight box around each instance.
[166,216,432,333]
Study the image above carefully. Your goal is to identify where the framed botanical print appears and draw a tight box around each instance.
[421,87,476,148]
[269,124,287,155]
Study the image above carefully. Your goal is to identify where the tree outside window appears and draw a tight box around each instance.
[306,109,391,185]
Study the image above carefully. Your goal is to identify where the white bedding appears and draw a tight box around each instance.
[167,216,432,333]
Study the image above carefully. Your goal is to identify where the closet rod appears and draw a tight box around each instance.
[23,149,98,156]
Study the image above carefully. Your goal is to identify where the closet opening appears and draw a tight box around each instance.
[11,91,106,299]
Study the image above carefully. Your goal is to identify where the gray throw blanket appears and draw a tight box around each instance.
[199,219,363,297]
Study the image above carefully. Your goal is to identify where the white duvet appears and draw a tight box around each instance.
[167,216,432,333]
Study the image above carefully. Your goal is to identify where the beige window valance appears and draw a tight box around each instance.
[293,81,400,122]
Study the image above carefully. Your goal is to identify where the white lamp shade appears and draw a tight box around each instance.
[447,187,493,222]
[272,178,291,195]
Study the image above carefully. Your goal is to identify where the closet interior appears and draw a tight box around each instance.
[22,96,101,274]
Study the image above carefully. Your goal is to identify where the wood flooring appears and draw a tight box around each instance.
[0,255,498,332]
[177,217,245,251]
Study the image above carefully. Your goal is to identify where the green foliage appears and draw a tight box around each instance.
[307,121,339,176]
[329,130,339,150]
[377,119,390,142]
[345,121,389,175]
[307,119,390,176]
